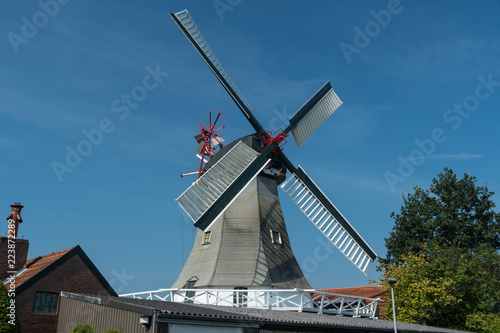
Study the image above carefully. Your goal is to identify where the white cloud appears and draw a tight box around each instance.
[429,153,482,159]
[406,153,483,163]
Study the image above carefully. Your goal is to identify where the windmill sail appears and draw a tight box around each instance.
[170,9,266,136]
[286,82,343,147]
[280,166,377,274]
[176,141,273,231]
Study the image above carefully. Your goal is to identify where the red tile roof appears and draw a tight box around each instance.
[316,286,385,300]
[315,286,387,319]
[13,247,73,288]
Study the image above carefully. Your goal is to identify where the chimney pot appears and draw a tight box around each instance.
[1,202,29,280]
[7,202,24,238]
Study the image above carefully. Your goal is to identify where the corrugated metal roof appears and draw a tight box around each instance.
[61,292,471,333]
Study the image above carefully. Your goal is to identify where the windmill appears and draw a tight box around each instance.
[170,9,377,297]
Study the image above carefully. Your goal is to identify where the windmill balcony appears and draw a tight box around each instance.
[120,288,382,319]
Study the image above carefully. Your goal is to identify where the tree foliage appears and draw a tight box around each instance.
[0,282,22,332]
[377,245,500,331]
[377,247,459,326]
[465,313,500,333]
[383,167,500,265]
[378,168,500,332]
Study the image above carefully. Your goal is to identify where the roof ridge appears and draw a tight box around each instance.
[318,285,382,290]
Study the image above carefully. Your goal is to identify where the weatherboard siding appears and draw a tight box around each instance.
[57,296,147,333]
[169,323,243,333]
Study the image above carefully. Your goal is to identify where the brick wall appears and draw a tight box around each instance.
[16,252,113,333]
[0,236,29,280]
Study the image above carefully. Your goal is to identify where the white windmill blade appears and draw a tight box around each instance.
[280,166,377,275]
[286,81,343,147]
[196,140,205,154]
[211,134,224,146]
[181,171,200,177]
[195,154,208,163]
[176,141,272,231]
[170,9,268,136]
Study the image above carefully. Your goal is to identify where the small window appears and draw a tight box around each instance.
[270,230,282,245]
[183,277,198,304]
[33,291,59,315]
[203,231,212,245]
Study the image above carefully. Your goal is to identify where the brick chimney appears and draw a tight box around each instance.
[1,202,29,281]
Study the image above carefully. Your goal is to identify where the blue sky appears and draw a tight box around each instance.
[1,0,499,294]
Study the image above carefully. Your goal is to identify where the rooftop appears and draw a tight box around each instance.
[62,292,471,333]
[12,248,73,287]
[317,285,385,300]
[3,245,116,296]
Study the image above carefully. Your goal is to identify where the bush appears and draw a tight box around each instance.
[0,282,22,332]
[71,324,95,333]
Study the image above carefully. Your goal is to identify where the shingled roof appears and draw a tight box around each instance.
[61,292,472,333]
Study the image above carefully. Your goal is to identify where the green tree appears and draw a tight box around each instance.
[0,282,22,332]
[465,313,500,333]
[378,168,500,331]
[427,245,500,315]
[377,247,460,327]
[378,245,500,330]
[383,167,500,265]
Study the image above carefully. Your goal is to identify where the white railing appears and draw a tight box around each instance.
[120,288,382,319]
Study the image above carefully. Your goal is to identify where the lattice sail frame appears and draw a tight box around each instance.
[288,82,343,147]
[280,167,376,274]
[176,141,270,231]
[171,10,256,121]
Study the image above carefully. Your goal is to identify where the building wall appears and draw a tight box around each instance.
[57,297,148,333]
[17,253,113,333]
